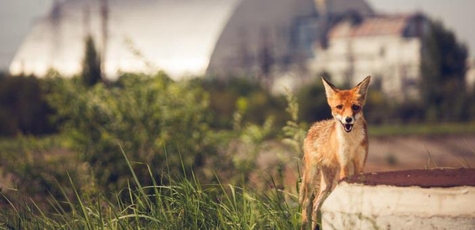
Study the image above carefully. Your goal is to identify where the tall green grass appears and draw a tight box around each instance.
[0,148,301,229]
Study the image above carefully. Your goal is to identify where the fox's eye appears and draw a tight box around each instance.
[336,105,343,109]
[352,105,361,111]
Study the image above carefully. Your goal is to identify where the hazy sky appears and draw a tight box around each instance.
[0,0,474,71]
[0,0,51,70]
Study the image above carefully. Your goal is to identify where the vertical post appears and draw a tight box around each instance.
[50,0,61,71]
[100,0,109,79]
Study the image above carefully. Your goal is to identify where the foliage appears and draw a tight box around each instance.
[45,72,214,193]
[282,89,307,156]
[0,72,295,204]
[294,78,331,124]
[197,76,287,129]
[0,135,90,210]
[0,74,56,136]
[420,19,469,122]
[231,113,276,185]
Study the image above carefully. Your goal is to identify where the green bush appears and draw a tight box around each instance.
[197,77,287,129]
[46,72,214,192]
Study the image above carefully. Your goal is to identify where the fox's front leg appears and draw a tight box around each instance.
[353,148,368,175]
[339,162,355,180]
[312,167,337,230]
[353,158,365,175]
[300,163,318,230]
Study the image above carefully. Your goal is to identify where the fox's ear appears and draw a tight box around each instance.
[355,76,371,103]
[322,77,338,98]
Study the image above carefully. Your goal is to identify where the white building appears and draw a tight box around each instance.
[311,13,429,100]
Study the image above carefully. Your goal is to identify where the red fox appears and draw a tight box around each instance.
[300,76,371,230]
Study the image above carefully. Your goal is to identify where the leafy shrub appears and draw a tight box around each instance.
[46,72,214,192]
[197,77,287,129]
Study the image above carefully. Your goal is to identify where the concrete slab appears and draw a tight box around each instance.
[321,170,475,229]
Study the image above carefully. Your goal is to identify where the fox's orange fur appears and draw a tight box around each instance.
[300,76,371,230]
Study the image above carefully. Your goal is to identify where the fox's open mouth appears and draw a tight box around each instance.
[340,122,353,133]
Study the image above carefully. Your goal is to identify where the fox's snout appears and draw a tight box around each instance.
[334,114,356,124]
[344,116,353,124]
[332,106,359,133]
[335,114,356,133]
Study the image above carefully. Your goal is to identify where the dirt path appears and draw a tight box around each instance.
[365,135,475,172]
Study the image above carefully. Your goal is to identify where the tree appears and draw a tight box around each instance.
[0,74,56,136]
[420,19,469,122]
[82,36,102,86]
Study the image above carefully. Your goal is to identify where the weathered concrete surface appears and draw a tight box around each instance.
[321,182,475,230]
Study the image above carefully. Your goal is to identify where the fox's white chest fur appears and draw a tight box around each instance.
[336,119,367,173]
